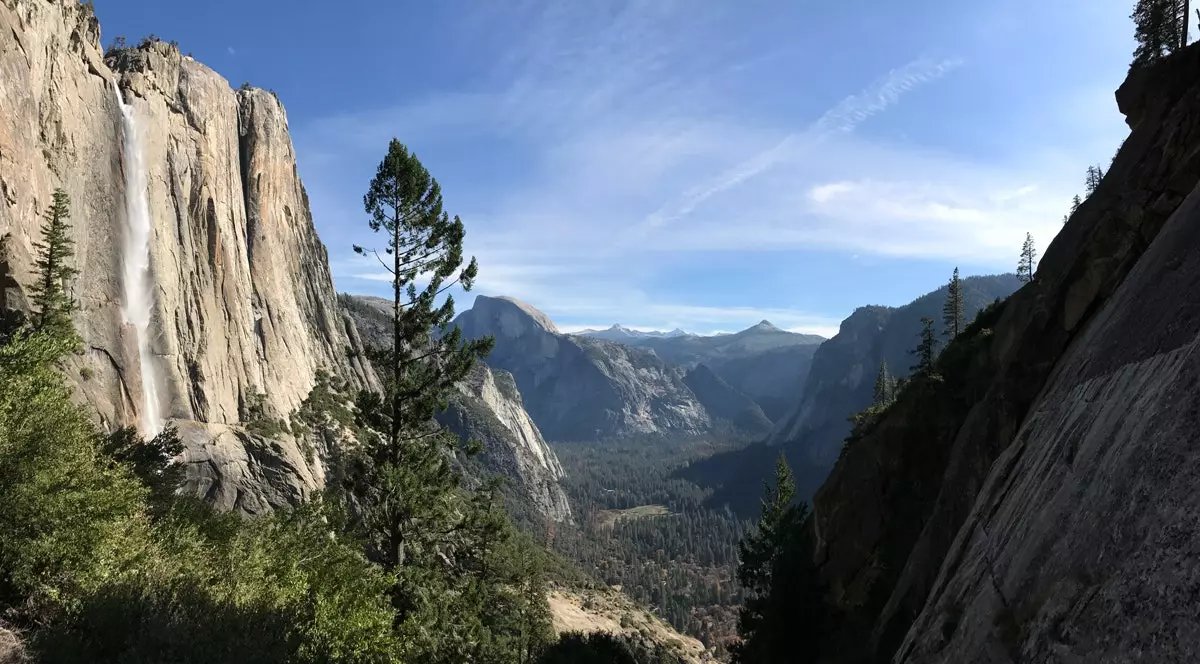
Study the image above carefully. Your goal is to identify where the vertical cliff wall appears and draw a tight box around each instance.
[0,0,375,512]
[807,42,1200,663]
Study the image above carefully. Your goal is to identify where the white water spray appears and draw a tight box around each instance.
[113,81,165,437]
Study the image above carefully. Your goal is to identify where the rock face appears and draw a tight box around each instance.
[768,275,1021,467]
[439,364,572,524]
[594,321,825,422]
[0,1,374,513]
[455,295,712,441]
[341,293,572,523]
[808,44,1200,663]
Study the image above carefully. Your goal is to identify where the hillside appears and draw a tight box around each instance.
[807,40,1200,663]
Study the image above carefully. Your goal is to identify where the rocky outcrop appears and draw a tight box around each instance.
[768,275,1021,467]
[0,0,373,512]
[341,293,572,523]
[808,43,1200,663]
[456,295,711,441]
[439,363,572,524]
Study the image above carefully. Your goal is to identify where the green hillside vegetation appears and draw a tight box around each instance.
[551,436,756,657]
[0,179,666,663]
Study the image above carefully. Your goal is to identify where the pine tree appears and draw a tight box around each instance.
[910,317,938,376]
[1084,166,1099,195]
[29,189,80,340]
[942,267,964,339]
[732,454,827,664]
[345,140,493,609]
[1018,232,1038,283]
[1132,0,1183,67]
[872,359,893,407]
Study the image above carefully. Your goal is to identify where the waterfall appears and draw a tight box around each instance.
[113,81,165,437]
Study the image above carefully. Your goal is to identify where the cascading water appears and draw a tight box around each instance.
[113,81,165,437]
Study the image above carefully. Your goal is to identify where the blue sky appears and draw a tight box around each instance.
[97,0,1136,336]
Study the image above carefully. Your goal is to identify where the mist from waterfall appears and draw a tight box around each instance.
[113,81,165,437]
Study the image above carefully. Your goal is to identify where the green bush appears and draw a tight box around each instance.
[0,330,400,663]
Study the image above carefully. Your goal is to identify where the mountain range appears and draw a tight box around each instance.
[453,295,826,441]
[680,274,1023,514]
[577,324,692,341]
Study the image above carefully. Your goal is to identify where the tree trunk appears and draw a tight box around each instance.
[1185,0,1193,49]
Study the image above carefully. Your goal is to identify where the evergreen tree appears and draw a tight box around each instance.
[345,139,494,637]
[732,454,827,664]
[1018,232,1038,283]
[1132,0,1183,67]
[910,317,938,376]
[872,359,893,407]
[942,267,964,339]
[1085,165,1104,195]
[1071,194,1083,215]
[29,189,79,340]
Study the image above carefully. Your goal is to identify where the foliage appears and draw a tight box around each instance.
[872,359,896,407]
[730,455,829,664]
[552,436,753,653]
[241,387,289,438]
[29,189,79,343]
[1017,232,1038,283]
[100,423,185,514]
[1,186,553,663]
[1131,0,1186,67]
[344,138,493,576]
[910,317,939,376]
[536,631,688,664]
[942,267,964,339]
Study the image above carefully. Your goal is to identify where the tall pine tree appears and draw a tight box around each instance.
[942,267,964,339]
[872,359,894,407]
[346,139,494,623]
[732,454,827,664]
[1017,232,1038,283]
[1132,0,1184,67]
[29,188,79,340]
[911,317,938,376]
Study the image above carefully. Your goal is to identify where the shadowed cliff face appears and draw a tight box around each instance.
[810,44,1200,663]
[0,0,375,513]
[768,275,1022,470]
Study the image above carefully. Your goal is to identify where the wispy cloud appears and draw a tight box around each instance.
[297,1,1130,332]
[642,56,963,231]
[227,46,236,56]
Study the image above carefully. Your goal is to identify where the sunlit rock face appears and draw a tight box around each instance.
[0,0,375,513]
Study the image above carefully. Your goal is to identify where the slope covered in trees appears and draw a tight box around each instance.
[727,28,1200,664]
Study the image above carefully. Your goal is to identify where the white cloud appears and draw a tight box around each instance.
[298,1,1131,333]
[227,46,236,56]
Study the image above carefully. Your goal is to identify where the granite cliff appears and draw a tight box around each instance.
[0,0,374,513]
[768,275,1022,467]
[809,42,1200,663]
[454,295,714,441]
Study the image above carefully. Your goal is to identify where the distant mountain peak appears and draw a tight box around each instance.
[465,295,560,335]
[749,320,780,332]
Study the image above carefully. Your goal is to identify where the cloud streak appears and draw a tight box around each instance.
[296,1,1130,333]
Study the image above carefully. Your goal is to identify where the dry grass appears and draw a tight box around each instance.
[594,504,672,529]
[547,587,719,663]
[0,622,28,664]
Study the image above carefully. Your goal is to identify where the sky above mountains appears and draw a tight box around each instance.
[98,0,1136,336]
